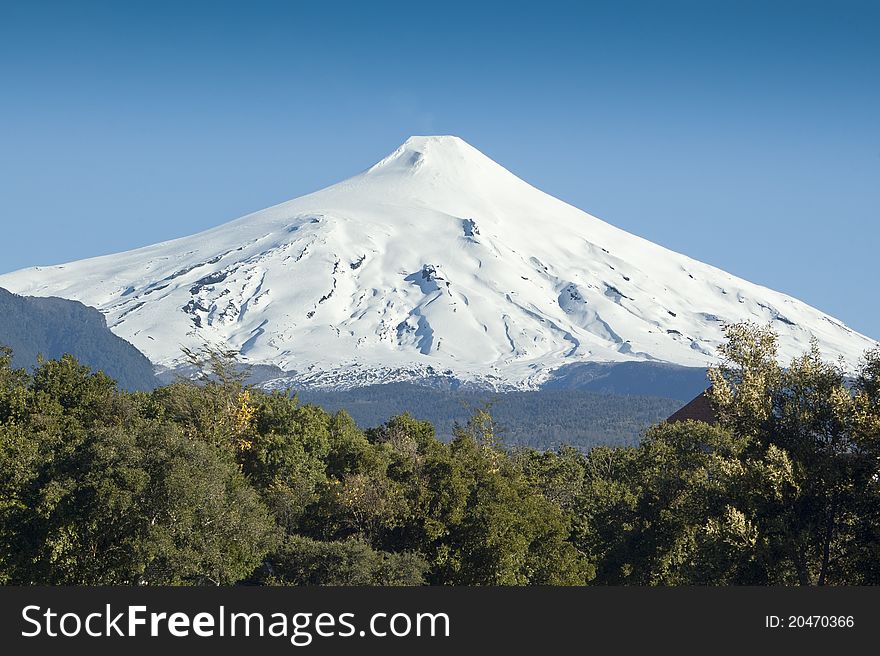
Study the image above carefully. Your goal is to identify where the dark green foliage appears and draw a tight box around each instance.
[1,327,878,586]
[0,287,158,391]
[574,325,880,586]
[575,421,766,584]
[0,353,277,584]
[265,535,427,586]
[0,349,596,586]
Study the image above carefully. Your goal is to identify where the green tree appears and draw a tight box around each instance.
[708,323,880,584]
[0,353,278,584]
[438,414,591,585]
[265,534,427,586]
[3,417,279,585]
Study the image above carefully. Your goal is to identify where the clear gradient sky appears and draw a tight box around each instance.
[1,0,878,338]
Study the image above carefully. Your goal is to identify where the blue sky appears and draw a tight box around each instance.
[1,0,878,338]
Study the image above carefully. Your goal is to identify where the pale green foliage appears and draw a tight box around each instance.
[705,322,880,584]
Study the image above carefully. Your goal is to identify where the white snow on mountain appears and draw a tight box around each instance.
[0,135,875,389]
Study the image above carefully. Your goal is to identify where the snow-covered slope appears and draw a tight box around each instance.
[1,136,875,389]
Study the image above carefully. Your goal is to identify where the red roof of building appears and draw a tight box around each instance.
[666,391,717,425]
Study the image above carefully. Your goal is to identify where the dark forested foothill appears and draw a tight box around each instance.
[0,322,878,586]
[0,287,158,391]
[298,384,682,451]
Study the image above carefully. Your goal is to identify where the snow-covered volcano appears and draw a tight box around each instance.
[1,136,875,389]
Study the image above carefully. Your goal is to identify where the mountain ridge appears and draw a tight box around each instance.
[0,287,158,391]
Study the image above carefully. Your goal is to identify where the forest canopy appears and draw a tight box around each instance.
[1,323,878,586]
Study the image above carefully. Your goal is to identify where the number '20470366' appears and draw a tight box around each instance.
[765,616,854,628]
